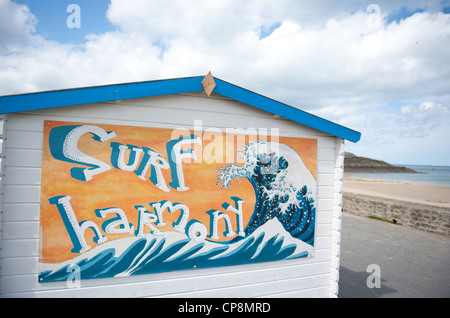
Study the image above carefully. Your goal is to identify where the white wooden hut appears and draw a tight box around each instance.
[0,73,360,298]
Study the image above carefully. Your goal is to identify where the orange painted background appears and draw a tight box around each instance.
[40,120,317,263]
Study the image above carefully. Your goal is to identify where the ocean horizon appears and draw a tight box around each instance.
[347,164,450,187]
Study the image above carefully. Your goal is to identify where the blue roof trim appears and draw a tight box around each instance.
[0,75,361,142]
[0,76,204,115]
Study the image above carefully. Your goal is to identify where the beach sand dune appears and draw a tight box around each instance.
[343,173,450,208]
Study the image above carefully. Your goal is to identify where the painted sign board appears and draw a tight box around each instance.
[38,120,317,282]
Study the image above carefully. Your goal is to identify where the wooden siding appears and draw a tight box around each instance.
[0,93,343,297]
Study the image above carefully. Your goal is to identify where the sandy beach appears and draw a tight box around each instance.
[343,173,450,208]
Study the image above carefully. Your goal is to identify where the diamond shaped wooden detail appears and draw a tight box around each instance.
[202,71,216,97]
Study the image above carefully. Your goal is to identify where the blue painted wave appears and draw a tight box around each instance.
[39,219,311,282]
[217,141,317,245]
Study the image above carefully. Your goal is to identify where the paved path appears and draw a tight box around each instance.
[339,213,450,298]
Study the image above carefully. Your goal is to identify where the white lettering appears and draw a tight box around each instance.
[95,207,134,234]
[207,209,235,239]
[49,195,107,253]
[110,142,143,171]
[134,147,170,192]
[167,135,201,191]
[49,124,116,182]
[222,197,245,237]
[150,201,189,233]
[134,205,163,237]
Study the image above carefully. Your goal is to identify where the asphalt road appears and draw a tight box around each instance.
[339,213,450,298]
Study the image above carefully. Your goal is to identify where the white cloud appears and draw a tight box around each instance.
[344,99,450,165]
[398,102,450,137]
[1,0,449,164]
[0,0,38,52]
[2,0,449,99]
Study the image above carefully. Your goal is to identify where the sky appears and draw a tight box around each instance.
[1,0,449,166]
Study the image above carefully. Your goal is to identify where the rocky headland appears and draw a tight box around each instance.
[344,152,418,173]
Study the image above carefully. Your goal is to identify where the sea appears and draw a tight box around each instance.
[348,164,450,187]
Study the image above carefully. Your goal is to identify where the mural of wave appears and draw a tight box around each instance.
[39,219,312,282]
[217,141,317,245]
[39,140,317,282]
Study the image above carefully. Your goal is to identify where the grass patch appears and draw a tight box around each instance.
[367,216,402,225]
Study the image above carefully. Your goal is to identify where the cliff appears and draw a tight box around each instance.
[344,152,418,173]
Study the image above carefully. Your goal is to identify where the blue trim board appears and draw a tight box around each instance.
[0,75,360,142]
[0,76,204,115]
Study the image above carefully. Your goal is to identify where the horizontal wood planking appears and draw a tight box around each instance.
[1,259,332,297]
[0,94,343,297]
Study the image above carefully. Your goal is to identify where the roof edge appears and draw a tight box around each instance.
[0,75,361,142]
[0,76,204,114]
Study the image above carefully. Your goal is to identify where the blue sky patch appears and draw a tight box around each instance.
[14,0,115,44]
[259,22,282,40]
[385,6,426,24]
